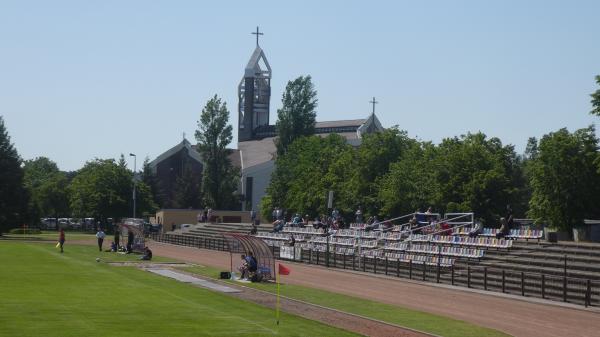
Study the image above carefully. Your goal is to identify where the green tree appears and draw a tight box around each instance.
[23,157,70,225]
[378,142,440,216]
[263,134,354,220]
[195,95,239,209]
[348,128,414,216]
[0,116,27,233]
[69,158,156,222]
[590,75,600,116]
[527,126,600,232]
[275,75,318,155]
[435,133,522,225]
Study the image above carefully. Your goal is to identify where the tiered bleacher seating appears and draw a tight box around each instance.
[283,226,325,235]
[408,243,484,259]
[507,229,543,240]
[358,240,378,248]
[431,235,512,248]
[384,252,454,267]
[382,232,404,241]
[384,241,409,251]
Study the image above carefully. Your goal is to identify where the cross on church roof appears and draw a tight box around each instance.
[251,26,263,47]
[369,97,379,115]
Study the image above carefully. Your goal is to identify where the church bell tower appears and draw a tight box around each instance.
[238,26,272,142]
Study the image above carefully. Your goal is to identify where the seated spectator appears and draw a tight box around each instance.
[440,222,452,235]
[249,224,258,235]
[272,219,284,233]
[302,214,310,227]
[313,217,325,230]
[496,218,509,238]
[110,241,117,252]
[239,254,250,279]
[409,215,418,229]
[469,221,483,238]
[291,213,302,227]
[239,253,258,280]
[140,246,152,260]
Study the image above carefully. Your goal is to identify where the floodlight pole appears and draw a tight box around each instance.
[130,153,137,219]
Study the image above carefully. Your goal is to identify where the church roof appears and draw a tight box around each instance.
[238,137,277,170]
[149,138,204,172]
[315,119,366,128]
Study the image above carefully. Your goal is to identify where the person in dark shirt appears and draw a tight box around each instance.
[140,246,152,260]
[127,230,134,254]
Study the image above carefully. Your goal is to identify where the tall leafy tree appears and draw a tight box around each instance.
[275,75,318,155]
[23,157,70,225]
[195,95,239,209]
[69,158,155,222]
[349,128,414,216]
[378,142,440,216]
[262,134,354,220]
[590,75,600,116]
[0,116,27,233]
[527,127,600,232]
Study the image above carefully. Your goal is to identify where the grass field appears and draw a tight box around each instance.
[182,265,511,337]
[0,242,358,337]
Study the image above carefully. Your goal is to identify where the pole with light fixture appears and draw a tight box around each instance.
[129,153,137,219]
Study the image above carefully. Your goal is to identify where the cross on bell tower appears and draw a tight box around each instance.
[251,26,263,47]
[369,96,379,115]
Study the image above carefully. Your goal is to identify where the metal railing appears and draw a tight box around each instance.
[151,233,599,307]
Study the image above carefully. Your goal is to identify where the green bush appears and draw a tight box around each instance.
[8,228,41,235]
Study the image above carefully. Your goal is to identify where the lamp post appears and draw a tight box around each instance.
[129,153,137,219]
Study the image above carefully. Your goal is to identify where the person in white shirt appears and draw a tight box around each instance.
[96,229,106,252]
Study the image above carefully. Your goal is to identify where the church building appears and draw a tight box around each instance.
[237,28,384,212]
[148,28,385,213]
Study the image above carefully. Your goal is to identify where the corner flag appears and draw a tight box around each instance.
[276,263,291,325]
[278,263,291,275]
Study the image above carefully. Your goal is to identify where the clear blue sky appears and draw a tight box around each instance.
[1,0,599,171]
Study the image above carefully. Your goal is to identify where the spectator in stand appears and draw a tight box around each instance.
[291,213,302,227]
[313,217,324,230]
[288,234,296,247]
[249,223,258,235]
[250,209,256,224]
[207,208,213,223]
[496,217,509,238]
[203,207,208,223]
[302,214,309,227]
[409,214,418,229]
[355,206,363,224]
[469,221,483,238]
[331,208,340,220]
[272,219,284,233]
[272,207,277,222]
[506,205,514,229]
[440,222,452,235]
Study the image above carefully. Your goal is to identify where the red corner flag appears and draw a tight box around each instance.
[278,263,291,275]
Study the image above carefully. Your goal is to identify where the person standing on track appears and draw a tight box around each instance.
[58,228,65,253]
[96,228,106,252]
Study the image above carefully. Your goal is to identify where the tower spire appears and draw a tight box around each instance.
[251,26,263,47]
[369,96,379,115]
